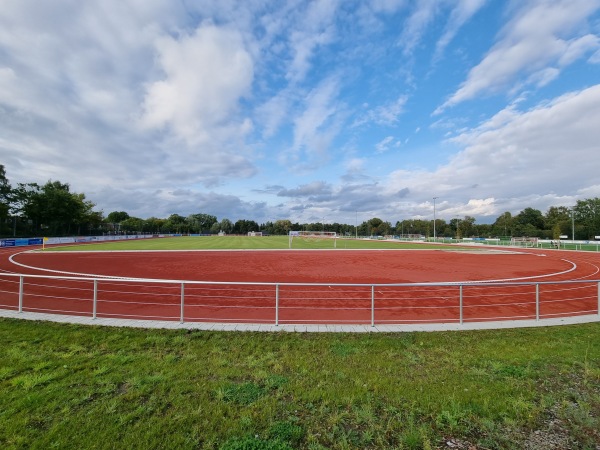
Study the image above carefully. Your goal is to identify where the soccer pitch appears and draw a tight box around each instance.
[46,235,457,251]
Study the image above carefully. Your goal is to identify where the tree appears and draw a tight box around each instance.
[187,213,217,234]
[273,219,292,235]
[448,217,475,238]
[106,211,130,223]
[219,218,233,234]
[16,180,97,236]
[120,217,145,233]
[492,212,513,237]
[574,198,600,239]
[545,206,571,239]
[362,217,392,236]
[145,217,166,234]
[544,206,570,228]
[104,211,130,234]
[0,165,12,236]
[459,216,476,237]
[513,208,544,237]
[164,214,187,233]
[233,219,259,234]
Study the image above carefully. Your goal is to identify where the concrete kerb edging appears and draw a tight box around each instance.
[1,308,599,333]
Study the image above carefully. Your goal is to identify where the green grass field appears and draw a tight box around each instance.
[47,235,465,252]
[1,319,599,449]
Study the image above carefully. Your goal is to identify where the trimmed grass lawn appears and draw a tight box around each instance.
[45,235,470,251]
[1,319,599,449]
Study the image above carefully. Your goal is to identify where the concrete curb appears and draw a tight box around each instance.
[1,308,598,333]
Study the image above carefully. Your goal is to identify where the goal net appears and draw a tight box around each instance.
[289,230,337,248]
[510,237,539,248]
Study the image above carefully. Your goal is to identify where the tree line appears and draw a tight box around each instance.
[1,166,599,239]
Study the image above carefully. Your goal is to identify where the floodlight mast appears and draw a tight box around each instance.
[433,197,438,241]
[571,208,575,241]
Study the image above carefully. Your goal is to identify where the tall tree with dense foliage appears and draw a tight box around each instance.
[187,213,217,234]
[574,198,600,239]
[0,165,12,235]
[15,181,97,236]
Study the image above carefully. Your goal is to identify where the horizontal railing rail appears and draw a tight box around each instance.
[0,272,599,327]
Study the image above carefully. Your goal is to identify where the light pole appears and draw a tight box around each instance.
[455,215,460,240]
[433,197,438,241]
[355,210,358,239]
[571,208,575,241]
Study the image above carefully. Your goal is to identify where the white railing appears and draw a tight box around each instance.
[0,273,599,326]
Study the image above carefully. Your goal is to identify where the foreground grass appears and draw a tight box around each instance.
[1,319,599,449]
[46,235,466,252]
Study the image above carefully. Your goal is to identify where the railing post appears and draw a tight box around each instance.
[371,285,375,327]
[180,282,185,324]
[18,276,24,313]
[535,283,540,321]
[93,279,98,319]
[597,281,600,316]
[459,284,463,325]
[275,284,279,326]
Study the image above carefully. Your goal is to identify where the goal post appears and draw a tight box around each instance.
[510,237,539,248]
[289,230,337,249]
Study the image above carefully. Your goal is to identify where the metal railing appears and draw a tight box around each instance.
[0,272,599,326]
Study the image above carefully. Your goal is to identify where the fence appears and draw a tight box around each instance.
[0,273,599,326]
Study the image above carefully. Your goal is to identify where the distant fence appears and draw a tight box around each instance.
[0,273,598,326]
[0,234,178,248]
[426,237,600,252]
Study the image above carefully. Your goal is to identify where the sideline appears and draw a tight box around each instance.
[1,309,598,333]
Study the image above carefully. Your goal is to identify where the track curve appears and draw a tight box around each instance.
[1,245,599,326]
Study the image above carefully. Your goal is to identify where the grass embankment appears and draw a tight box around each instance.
[1,320,599,449]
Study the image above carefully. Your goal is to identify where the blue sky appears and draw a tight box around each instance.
[1,0,600,225]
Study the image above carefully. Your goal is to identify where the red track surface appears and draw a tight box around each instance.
[1,245,599,325]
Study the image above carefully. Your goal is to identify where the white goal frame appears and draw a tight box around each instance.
[289,230,337,249]
[510,237,539,248]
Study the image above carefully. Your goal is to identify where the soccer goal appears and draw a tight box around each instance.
[247,231,263,237]
[510,237,539,248]
[289,230,337,248]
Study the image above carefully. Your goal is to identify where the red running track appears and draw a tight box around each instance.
[0,246,599,325]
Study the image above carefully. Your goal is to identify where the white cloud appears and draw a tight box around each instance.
[285,0,339,83]
[280,77,342,169]
[436,0,600,113]
[345,158,366,173]
[277,181,331,197]
[398,0,438,56]
[590,49,600,63]
[433,0,486,62]
[375,136,401,154]
[411,84,600,217]
[354,95,408,127]
[141,23,254,146]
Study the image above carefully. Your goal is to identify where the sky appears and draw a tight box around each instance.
[1,0,600,226]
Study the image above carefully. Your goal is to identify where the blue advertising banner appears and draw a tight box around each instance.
[0,238,43,247]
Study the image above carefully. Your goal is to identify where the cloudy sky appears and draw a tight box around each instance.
[1,0,600,225]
